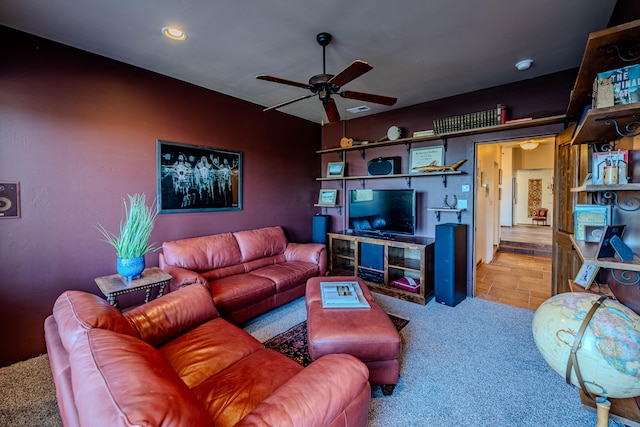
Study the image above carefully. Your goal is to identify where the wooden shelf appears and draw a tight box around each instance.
[571,103,640,145]
[571,183,640,192]
[316,115,566,154]
[566,19,640,121]
[570,235,640,272]
[569,279,616,299]
[317,171,463,181]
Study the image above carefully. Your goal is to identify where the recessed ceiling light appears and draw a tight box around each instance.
[162,26,187,41]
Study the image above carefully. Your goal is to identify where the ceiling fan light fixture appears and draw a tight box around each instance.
[520,140,539,150]
[162,26,187,41]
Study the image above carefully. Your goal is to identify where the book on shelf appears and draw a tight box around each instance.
[320,281,370,309]
[573,204,611,241]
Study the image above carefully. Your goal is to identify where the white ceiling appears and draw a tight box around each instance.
[1,0,618,124]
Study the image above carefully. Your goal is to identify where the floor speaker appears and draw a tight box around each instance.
[434,223,467,307]
[312,215,330,245]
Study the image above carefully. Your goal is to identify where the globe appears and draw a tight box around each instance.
[532,292,640,399]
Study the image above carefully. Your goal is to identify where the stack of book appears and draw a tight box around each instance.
[433,104,506,134]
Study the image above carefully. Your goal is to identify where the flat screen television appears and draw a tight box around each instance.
[348,189,416,236]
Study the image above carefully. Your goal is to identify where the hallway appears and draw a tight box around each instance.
[475,225,552,310]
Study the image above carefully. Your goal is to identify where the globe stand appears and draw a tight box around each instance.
[566,295,611,427]
[595,397,611,427]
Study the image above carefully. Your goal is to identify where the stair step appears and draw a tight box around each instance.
[499,240,551,250]
[498,244,551,258]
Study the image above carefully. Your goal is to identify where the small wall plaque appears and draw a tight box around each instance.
[0,181,20,218]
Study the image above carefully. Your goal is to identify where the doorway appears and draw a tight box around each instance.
[474,136,554,310]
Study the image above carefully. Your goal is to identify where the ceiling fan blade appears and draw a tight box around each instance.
[323,98,341,122]
[263,94,315,112]
[256,74,312,90]
[340,90,397,106]
[328,60,373,88]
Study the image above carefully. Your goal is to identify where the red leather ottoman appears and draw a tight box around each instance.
[306,276,402,395]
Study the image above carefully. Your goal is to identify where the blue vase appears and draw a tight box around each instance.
[117,256,145,281]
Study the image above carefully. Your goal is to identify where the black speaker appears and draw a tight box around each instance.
[360,242,384,270]
[367,157,401,176]
[312,215,330,245]
[434,223,467,307]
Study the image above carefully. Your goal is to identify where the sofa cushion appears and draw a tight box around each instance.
[250,261,320,293]
[160,317,264,389]
[233,226,288,263]
[162,232,242,272]
[192,348,303,427]
[70,328,211,427]
[209,273,276,314]
[53,291,137,352]
[124,283,219,347]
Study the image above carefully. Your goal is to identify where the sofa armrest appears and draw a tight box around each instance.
[162,265,209,292]
[284,243,327,276]
[124,283,219,347]
[236,354,370,427]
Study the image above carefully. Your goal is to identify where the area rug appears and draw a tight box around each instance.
[264,314,408,367]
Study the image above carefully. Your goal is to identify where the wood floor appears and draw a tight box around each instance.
[475,225,553,310]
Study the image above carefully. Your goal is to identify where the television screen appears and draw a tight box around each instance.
[348,189,416,235]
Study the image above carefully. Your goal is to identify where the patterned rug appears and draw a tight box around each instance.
[263,314,409,367]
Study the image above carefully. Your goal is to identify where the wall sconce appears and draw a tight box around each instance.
[520,140,539,151]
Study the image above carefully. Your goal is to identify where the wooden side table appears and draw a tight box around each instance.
[94,267,172,310]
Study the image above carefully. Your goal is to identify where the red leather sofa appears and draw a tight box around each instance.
[159,226,326,324]
[44,282,371,427]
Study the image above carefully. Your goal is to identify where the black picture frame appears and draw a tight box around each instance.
[157,140,242,213]
[595,224,626,259]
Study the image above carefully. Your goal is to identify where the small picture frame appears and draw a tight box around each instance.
[596,224,626,259]
[326,162,345,178]
[410,145,445,173]
[574,264,600,290]
[317,189,338,206]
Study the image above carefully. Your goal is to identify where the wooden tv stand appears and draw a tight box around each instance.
[327,232,434,305]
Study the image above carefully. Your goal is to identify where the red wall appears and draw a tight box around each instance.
[0,27,321,366]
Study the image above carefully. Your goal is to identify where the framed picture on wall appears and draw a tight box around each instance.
[157,140,242,213]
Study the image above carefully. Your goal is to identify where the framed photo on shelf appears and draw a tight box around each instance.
[595,224,626,259]
[574,264,600,290]
[317,189,338,206]
[409,145,444,173]
[326,162,346,178]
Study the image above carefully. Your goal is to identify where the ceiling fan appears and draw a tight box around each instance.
[256,32,397,122]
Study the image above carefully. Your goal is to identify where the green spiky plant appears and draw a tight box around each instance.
[96,194,159,258]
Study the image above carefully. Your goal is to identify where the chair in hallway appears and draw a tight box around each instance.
[532,208,548,226]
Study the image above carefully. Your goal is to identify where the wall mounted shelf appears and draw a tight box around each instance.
[317,170,464,188]
[316,115,566,155]
[427,207,465,223]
